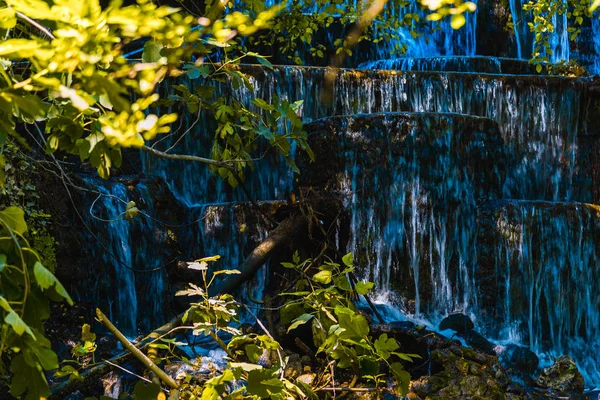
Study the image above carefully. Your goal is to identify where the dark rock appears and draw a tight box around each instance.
[503,344,539,375]
[439,313,475,334]
[535,355,585,393]
[283,353,303,380]
[410,344,512,399]
[461,330,496,355]
[387,321,416,331]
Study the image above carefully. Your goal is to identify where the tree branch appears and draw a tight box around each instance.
[95,309,179,389]
[15,11,55,40]
[141,145,235,170]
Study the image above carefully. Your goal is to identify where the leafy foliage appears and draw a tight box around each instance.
[280,251,419,395]
[0,206,72,399]
[522,0,599,70]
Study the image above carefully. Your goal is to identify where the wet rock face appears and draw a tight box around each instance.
[461,330,496,356]
[299,113,505,310]
[536,356,585,393]
[500,345,539,376]
[439,313,475,334]
[476,199,600,383]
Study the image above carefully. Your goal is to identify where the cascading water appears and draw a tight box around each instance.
[357,56,536,74]
[198,66,592,202]
[80,177,169,336]
[593,16,600,75]
[300,113,505,318]
[478,200,600,385]
[508,0,569,63]
[80,0,600,389]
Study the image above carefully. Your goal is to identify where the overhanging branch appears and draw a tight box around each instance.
[141,145,235,170]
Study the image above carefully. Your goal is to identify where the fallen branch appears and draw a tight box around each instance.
[95,309,179,389]
[50,313,182,399]
[210,213,307,296]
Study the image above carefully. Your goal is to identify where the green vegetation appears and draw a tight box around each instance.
[0,0,596,398]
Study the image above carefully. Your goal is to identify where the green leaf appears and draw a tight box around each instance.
[288,313,313,332]
[81,324,96,342]
[0,39,39,58]
[212,269,241,276]
[0,7,16,29]
[334,275,352,291]
[355,281,374,295]
[0,254,6,273]
[133,381,162,400]
[33,262,73,305]
[247,369,284,397]
[245,344,262,363]
[142,40,163,63]
[451,14,466,29]
[374,333,399,359]
[10,355,50,400]
[125,201,139,220]
[341,252,353,267]
[390,362,411,396]
[335,306,369,339]
[0,207,27,235]
[312,270,332,284]
[229,362,263,371]
[5,311,35,339]
[257,56,274,71]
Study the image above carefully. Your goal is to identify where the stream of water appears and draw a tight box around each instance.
[83,0,600,388]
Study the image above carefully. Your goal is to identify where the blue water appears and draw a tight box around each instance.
[83,0,600,388]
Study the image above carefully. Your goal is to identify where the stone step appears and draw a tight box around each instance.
[147,64,599,204]
[358,56,539,75]
[476,199,600,386]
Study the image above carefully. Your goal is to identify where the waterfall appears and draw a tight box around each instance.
[481,200,600,385]
[593,16,600,74]
[146,66,591,203]
[302,113,504,317]
[509,0,569,63]
[80,178,168,336]
[188,202,272,318]
[72,0,600,388]
[83,181,138,336]
[358,56,517,73]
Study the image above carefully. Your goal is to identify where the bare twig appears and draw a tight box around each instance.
[15,11,55,40]
[95,308,180,389]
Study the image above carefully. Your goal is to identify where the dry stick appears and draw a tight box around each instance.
[95,308,180,390]
[50,313,183,399]
[141,145,235,170]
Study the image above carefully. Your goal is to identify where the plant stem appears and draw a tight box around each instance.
[95,308,179,389]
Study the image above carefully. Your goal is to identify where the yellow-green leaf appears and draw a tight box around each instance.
[451,14,466,30]
[0,207,27,235]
